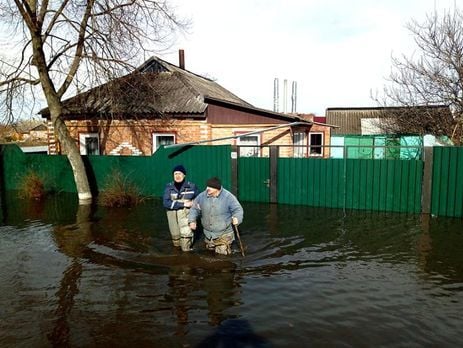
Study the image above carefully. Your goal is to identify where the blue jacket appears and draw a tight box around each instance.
[188,188,244,240]
[163,181,199,210]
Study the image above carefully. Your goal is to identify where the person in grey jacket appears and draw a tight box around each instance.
[188,176,244,255]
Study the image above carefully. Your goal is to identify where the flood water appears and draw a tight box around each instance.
[1,192,462,347]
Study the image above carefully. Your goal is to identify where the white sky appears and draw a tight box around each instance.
[161,0,459,115]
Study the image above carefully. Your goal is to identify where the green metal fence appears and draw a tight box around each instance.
[431,147,463,218]
[1,144,462,217]
[0,144,231,197]
[266,157,422,213]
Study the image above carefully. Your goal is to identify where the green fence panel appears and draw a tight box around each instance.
[345,159,422,213]
[2,144,76,193]
[238,157,270,202]
[431,147,463,217]
[0,144,231,198]
[278,158,346,208]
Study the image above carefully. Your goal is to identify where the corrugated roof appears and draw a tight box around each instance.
[326,108,385,135]
[325,106,451,135]
[41,56,253,117]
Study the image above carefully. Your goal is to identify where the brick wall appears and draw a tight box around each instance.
[50,119,209,155]
[47,118,331,157]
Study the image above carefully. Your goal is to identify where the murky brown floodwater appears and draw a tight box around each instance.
[0,191,462,347]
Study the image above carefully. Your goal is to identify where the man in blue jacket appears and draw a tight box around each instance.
[163,165,199,251]
[188,177,244,255]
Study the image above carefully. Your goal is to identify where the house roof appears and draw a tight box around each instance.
[30,123,48,131]
[325,105,452,135]
[40,56,253,118]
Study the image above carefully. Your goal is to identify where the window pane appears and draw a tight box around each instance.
[158,136,174,146]
[293,132,306,157]
[85,137,99,155]
[309,133,323,155]
[238,135,259,157]
[154,135,175,152]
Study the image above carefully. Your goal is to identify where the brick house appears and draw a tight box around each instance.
[40,52,334,158]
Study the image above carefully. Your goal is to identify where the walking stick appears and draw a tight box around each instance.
[233,224,245,257]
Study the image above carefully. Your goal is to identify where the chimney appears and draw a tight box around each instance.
[179,49,185,69]
[273,78,279,112]
[283,79,288,113]
[291,81,297,113]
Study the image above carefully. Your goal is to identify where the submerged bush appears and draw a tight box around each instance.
[98,170,144,207]
[18,171,46,200]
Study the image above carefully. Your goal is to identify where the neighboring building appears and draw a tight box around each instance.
[325,106,453,159]
[40,52,334,158]
[28,123,48,141]
[1,121,49,153]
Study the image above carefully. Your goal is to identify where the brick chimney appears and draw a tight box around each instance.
[179,49,185,69]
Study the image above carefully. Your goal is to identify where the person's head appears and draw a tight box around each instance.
[172,164,186,183]
[206,176,222,196]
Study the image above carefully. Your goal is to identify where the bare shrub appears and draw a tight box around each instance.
[98,170,144,207]
[18,171,45,200]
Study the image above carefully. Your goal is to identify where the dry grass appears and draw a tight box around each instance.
[18,171,45,200]
[98,170,144,207]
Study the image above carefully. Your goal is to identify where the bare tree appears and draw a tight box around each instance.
[379,8,463,144]
[0,0,187,203]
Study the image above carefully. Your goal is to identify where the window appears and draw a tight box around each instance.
[309,133,323,156]
[293,132,307,157]
[79,133,99,155]
[237,134,260,157]
[153,133,175,153]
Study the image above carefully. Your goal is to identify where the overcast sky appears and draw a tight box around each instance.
[161,0,459,115]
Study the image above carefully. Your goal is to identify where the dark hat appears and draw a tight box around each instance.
[206,176,222,190]
[172,164,186,175]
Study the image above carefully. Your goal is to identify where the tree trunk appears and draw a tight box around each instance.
[53,115,92,204]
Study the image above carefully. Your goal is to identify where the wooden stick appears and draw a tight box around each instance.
[233,224,245,257]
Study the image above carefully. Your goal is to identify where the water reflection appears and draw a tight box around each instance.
[196,318,272,348]
[1,192,463,347]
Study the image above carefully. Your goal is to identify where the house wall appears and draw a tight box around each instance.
[210,123,331,158]
[54,119,210,155]
[209,124,293,157]
[47,116,331,157]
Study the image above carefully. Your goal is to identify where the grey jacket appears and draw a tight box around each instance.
[188,188,244,240]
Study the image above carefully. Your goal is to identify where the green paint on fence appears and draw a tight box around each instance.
[1,144,462,217]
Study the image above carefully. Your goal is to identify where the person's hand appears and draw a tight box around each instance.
[189,221,197,230]
[232,216,239,225]
[184,201,192,208]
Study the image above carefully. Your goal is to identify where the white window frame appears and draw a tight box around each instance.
[293,131,307,158]
[309,132,324,157]
[152,133,175,153]
[79,133,99,155]
[237,133,260,157]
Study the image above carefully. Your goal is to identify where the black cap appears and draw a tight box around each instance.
[172,164,186,175]
[206,176,222,190]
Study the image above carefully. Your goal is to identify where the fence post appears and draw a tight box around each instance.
[421,146,433,214]
[270,145,278,203]
[231,145,238,197]
[0,145,4,223]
